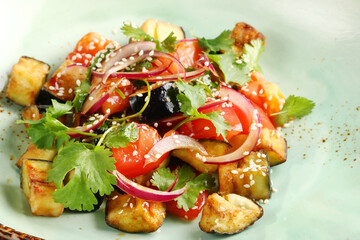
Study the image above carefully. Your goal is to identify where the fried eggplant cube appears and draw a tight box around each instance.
[219,150,271,200]
[231,22,265,56]
[141,18,185,41]
[106,193,166,233]
[21,158,63,217]
[255,128,287,166]
[16,142,57,168]
[6,56,50,106]
[199,193,263,234]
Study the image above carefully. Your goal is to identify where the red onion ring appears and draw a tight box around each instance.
[196,54,218,77]
[81,78,125,114]
[146,68,205,82]
[92,64,170,79]
[144,134,208,167]
[112,170,186,202]
[67,113,110,138]
[165,173,178,192]
[198,86,261,164]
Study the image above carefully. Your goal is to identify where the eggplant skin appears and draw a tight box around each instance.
[129,82,180,122]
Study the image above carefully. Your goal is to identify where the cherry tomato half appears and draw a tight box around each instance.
[166,190,208,221]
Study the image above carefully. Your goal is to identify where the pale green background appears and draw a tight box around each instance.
[0,0,359,239]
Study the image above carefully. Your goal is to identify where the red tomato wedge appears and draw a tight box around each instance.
[66,32,116,66]
[99,81,135,115]
[239,71,285,120]
[111,125,168,178]
[166,190,208,221]
[178,103,245,141]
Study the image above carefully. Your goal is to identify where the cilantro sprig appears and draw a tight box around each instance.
[151,165,215,211]
[197,30,234,53]
[242,39,264,73]
[174,80,231,140]
[121,23,177,53]
[273,95,315,125]
[47,141,117,211]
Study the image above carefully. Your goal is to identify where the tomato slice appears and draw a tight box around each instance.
[153,40,203,74]
[178,103,244,141]
[166,190,208,221]
[111,125,167,178]
[66,32,115,66]
[99,81,135,115]
[239,71,285,120]
[252,102,275,130]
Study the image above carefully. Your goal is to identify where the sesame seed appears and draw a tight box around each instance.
[239,174,244,179]
[49,86,55,90]
[235,59,243,64]
[250,174,253,180]
[220,112,225,116]
[32,113,36,118]
[154,122,158,128]
[112,121,117,125]
[129,203,133,208]
[204,61,209,66]
[149,50,154,56]
[139,50,144,56]
[76,80,81,86]
[256,159,262,163]
[250,180,255,186]
[133,150,138,156]
[257,152,261,158]
[71,55,77,61]
[76,53,82,59]
[243,184,250,188]
[252,91,257,96]
[231,170,238,174]
[118,210,123,214]
[89,45,95,50]
[259,89,264,94]
[106,108,110,114]
[112,195,118,200]
[204,126,210,130]
[264,199,269,204]
[68,88,73,94]
[166,122,172,126]
[264,103,268,109]
[129,56,135,60]
[123,202,128,207]
[268,95,273,101]
[243,151,249,156]
[89,96,94,101]
[272,188,278,193]
[261,171,267,176]
[146,57,152,61]
[155,154,161,159]
[156,76,162,79]
[144,154,150,159]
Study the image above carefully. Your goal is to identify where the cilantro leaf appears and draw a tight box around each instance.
[121,23,176,53]
[47,141,116,211]
[208,51,251,86]
[175,81,231,140]
[204,112,231,139]
[198,30,234,53]
[102,122,139,148]
[242,39,264,73]
[274,95,315,125]
[150,167,176,191]
[176,80,206,115]
[47,100,73,118]
[151,165,215,211]
[20,114,70,150]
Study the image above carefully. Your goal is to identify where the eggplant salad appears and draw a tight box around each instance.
[7,18,315,234]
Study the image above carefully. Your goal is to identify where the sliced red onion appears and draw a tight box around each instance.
[146,68,205,82]
[178,38,199,43]
[92,64,170,79]
[67,113,110,138]
[196,54,218,77]
[112,170,186,202]
[101,41,156,73]
[144,134,208,167]
[81,78,124,114]
[165,173,178,192]
[198,86,261,164]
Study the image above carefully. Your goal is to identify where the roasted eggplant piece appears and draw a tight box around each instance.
[6,56,50,106]
[129,82,180,122]
[219,150,271,200]
[172,139,231,173]
[255,128,287,166]
[141,18,185,41]
[230,22,265,56]
[106,193,166,233]
[16,143,57,168]
[21,158,64,217]
[199,193,263,234]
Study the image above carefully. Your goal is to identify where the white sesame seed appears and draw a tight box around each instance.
[264,103,268,109]
[256,159,262,163]
[250,174,253,180]
[129,203,133,208]
[272,188,278,193]
[243,184,250,188]
[204,61,209,66]
[146,57,152,61]
[32,113,36,118]
[239,174,244,179]
[112,195,118,200]
[76,80,81,86]
[89,96,94,101]
[155,154,162,159]
[204,126,210,130]
[49,86,55,90]
[261,171,267,176]
[149,50,154,56]
[118,210,123,214]
[257,152,261,158]
[252,91,258,96]
[89,45,95,50]
[231,170,238,174]
[259,89,264,94]
[250,180,255,186]
[133,150,138,156]
[144,154,150,159]
[243,151,249,156]
[139,50,144,56]
[154,122,158,128]
[137,93,143,97]
[166,122,172,126]
[68,88,73,94]
[264,199,269,204]
[71,55,77,61]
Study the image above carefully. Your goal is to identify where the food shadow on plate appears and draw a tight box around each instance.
[0,183,33,216]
